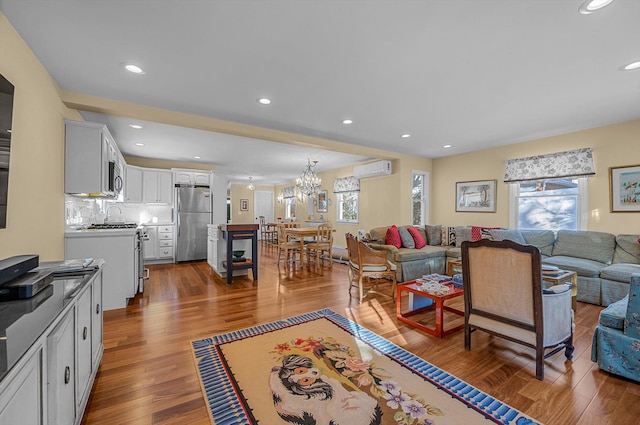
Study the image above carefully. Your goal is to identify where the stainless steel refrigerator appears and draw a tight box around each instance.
[175,186,211,262]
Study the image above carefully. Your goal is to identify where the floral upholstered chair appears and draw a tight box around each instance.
[591,273,640,383]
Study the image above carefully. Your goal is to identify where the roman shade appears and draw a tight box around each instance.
[282,186,296,199]
[333,176,360,193]
[504,147,595,183]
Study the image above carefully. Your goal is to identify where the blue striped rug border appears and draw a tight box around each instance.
[191,308,540,425]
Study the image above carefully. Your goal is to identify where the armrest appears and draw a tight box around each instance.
[359,242,393,266]
[367,243,399,255]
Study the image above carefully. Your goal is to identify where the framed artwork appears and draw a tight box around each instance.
[455,179,497,212]
[317,190,328,213]
[240,199,249,211]
[609,164,640,212]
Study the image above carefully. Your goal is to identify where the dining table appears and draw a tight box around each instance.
[286,226,335,267]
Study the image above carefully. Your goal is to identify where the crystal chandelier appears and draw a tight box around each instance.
[296,159,322,196]
[247,176,254,191]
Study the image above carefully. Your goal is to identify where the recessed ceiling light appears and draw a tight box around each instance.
[620,61,640,71]
[129,124,143,129]
[194,156,201,159]
[258,98,271,105]
[401,134,411,138]
[443,144,452,149]
[341,119,353,125]
[135,143,144,146]
[123,63,145,74]
[578,0,613,14]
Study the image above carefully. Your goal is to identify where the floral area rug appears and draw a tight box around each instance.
[191,308,540,425]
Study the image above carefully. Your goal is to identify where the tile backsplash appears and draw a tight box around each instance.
[65,195,173,228]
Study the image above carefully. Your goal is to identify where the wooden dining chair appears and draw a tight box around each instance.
[259,216,276,244]
[305,224,333,271]
[276,224,301,267]
[345,233,397,303]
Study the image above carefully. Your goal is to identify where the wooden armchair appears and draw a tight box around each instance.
[345,233,397,303]
[462,238,574,380]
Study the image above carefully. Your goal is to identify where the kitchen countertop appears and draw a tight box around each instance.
[65,228,139,237]
[0,263,102,382]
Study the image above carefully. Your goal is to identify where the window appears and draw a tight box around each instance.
[509,178,587,231]
[285,197,296,220]
[337,191,358,223]
[411,171,428,225]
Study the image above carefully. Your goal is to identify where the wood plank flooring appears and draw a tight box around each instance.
[81,242,640,425]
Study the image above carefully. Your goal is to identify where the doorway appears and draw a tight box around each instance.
[253,190,274,238]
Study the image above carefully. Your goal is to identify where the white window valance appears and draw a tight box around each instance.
[282,186,297,198]
[504,147,595,183]
[333,176,360,193]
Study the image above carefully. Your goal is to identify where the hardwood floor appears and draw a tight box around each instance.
[81,242,640,425]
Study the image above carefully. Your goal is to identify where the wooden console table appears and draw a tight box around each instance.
[220,224,259,284]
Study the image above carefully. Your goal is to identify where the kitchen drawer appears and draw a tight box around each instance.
[159,240,172,248]
[158,232,173,240]
[158,247,173,258]
[158,226,173,233]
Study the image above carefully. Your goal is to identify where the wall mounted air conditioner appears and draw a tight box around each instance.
[353,160,392,179]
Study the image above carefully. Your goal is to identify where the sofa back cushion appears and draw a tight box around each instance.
[488,229,526,244]
[407,226,427,249]
[398,226,415,248]
[612,234,640,264]
[552,230,616,265]
[425,225,442,246]
[368,226,388,243]
[520,230,555,257]
[385,225,402,248]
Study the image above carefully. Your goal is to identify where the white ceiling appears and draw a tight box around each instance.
[2,0,639,185]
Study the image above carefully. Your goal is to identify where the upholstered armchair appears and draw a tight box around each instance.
[462,239,574,380]
[591,273,640,382]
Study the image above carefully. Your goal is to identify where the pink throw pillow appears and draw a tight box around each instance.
[407,226,426,249]
[385,225,402,249]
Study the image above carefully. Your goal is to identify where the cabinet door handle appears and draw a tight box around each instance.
[96,303,101,315]
[83,326,88,340]
[64,366,70,384]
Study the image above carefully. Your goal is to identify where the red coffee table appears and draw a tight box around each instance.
[396,280,465,338]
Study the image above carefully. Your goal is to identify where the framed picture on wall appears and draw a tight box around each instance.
[455,179,497,212]
[240,199,249,211]
[317,190,328,213]
[609,164,640,212]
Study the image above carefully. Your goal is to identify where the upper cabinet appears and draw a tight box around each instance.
[173,169,211,186]
[124,165,143,203]
[142,169,173,203]
[65,120,124,198]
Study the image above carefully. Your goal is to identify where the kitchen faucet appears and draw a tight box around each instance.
[106,205,122,222]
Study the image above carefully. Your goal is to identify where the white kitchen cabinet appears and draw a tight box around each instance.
[124,165,143,203]
[66,230,136,311]
[143,168,173,203]
[47,309,76,425]
[65,119,124,198]
[91,272,103,366]
[143,225,174,263]
[75,286,93,408]
[0,348,43,425]
[173,169,211,186]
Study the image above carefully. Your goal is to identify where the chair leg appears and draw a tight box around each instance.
[564,335,574,360]
[535,346,545,380]
[359,276,365,303]
[464,326,472,351]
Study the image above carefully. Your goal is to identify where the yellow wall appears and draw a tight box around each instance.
[432,119,640,234]
[0,13,82,260]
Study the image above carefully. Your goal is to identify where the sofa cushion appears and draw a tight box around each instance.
[386,225,402,248]
[471,226,501,241]
[398,226,415,249]
[407,226,426,249]
[542,255,605,278]
[455,226,472,247]
[368,226,388,243]
[488,229,526,244]
[425,224,442,246]
[598,295,629,330]
[612,234,640,264]
[600,263,640,283]
[393,246,446,262]
[552,230,616,265]
[520,230,555,257]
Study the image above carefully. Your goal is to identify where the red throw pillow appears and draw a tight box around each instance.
[407,226,426,249]
[471,226,501,241]
[385,225,402,249]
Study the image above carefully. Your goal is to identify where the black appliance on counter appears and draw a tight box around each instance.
[0,255,53,301]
